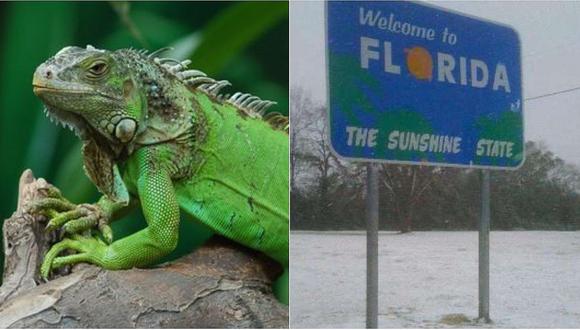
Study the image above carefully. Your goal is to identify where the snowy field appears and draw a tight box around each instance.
[290,231,580,328]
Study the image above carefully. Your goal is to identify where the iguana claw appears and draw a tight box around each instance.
[41,234,108,279]
[27,195,113,243]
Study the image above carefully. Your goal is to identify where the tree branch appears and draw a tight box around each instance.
[0,170,288,328]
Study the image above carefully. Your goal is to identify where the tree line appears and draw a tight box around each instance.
[291,88,580,232]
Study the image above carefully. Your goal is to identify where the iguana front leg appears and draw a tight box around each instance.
[40,149,180,278]
[26,187,125,243]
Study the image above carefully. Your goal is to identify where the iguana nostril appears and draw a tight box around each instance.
[45,70,53,79]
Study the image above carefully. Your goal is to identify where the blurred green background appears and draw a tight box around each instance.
[0,1,288,302]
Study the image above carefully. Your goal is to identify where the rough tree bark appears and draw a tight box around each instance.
[0,170,288,328]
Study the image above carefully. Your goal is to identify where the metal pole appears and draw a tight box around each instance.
[366,163,379,329]
[479,170,491,322]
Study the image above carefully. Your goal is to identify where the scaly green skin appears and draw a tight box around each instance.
[29,46,288,281]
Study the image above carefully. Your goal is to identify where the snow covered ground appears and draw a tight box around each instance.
[290,231,580,328]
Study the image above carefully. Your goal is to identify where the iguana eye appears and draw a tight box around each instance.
[87,61,108,77]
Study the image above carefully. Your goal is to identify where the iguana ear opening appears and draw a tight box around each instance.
[109,77,146,146]
[123,79,134,98]
[121,77,148,137]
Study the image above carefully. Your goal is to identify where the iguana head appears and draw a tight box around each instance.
[33,45,146,145]
[32,45,160,202]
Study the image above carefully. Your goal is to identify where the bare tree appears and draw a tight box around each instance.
[290,87,317,192]
[380,164,444,233]
[291,87,374,229]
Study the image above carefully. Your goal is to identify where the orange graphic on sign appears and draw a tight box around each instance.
[405,46,433,80]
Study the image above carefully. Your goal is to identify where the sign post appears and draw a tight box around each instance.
[366,163,379,328]
[479,170,491,322]
[326,1,522,326]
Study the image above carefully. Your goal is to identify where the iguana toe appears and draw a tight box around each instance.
[26,197,75,215]
[62,214,98,234]
[98,223,114,244]
[38,185,67,200]
[41,235,107,278]
[45,209,86,232]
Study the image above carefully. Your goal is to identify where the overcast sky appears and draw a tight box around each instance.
[290,1,580,165]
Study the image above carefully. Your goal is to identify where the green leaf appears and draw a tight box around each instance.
[189,2,287,75]
[0,2,76,215]
[54,141,96,204]
[102,9,189,50]
[109,1,149,48]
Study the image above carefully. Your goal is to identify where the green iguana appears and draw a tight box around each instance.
[29,46,288,285]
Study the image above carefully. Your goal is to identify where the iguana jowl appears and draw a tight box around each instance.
[30,45,288,278]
